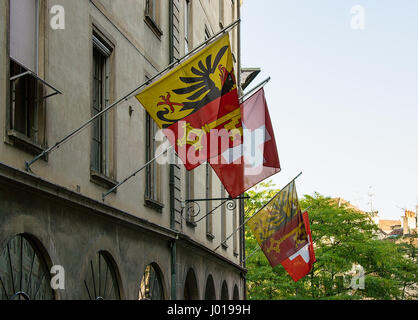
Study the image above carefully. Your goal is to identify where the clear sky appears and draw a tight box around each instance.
[241,0,418,220]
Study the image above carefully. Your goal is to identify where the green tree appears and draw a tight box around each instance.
[244,185,418,300]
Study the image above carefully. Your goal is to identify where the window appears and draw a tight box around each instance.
[145,0,163,38]
[84,251,121,300]
[221,281,229,300]
[145,0,158,23]
[206,163,214,238]
[185,169,195,224]
[91,32,116,187]
[0,235,54,300]
[233,205,238,255]
[231,0,236,54]
[7,0,55,153]
[139,264,165,300]
[221,186,228,249]
[205,26,211,41]
[184,0,192,53]
[9,60,45,147]
[219,0,224,28]
[145,95,163,210]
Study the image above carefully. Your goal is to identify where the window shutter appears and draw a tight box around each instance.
[10,0,38,73]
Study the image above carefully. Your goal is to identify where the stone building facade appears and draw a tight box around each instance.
[0,0,246,300]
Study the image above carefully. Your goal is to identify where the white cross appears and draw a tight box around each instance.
[221,123,271,167]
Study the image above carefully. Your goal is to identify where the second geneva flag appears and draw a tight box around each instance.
[248,180,308,268]
[136,35,240,170]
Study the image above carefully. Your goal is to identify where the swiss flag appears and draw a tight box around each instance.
[281,211,316,282]
[210,88,281,198]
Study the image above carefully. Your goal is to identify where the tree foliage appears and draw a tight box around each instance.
[244,183,418,300]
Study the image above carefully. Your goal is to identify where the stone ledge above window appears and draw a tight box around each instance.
[90,170,118,190]
[144,197,164,213]
[144,15,163,39]
[6,129,48,159]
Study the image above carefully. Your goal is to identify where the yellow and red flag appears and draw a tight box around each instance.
[248,180,308,268]
[136,34,241,170]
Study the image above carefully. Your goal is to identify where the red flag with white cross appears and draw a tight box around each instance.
[281,211,316,282]
[210,88,281,198]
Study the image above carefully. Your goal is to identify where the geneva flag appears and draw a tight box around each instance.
[136,34,240,170]
[281,211,316,282]
[210,88,280,198]
[248,180,308,268]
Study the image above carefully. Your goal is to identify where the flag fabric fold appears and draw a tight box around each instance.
[281,211,316,282]
[136,34,240,170]
[210,88,280,198]
[248,180,308,268]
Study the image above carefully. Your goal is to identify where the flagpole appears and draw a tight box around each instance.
[243,246,262,263]
[25,19,241,172]
[214,171,303,251]
[102,145,174,201]
[240,77,271,103]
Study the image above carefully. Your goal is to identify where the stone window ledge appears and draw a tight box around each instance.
[7,129,47,159]
[206,233,215,242]
[144,15,163,39]
[90,170,118,190]
[144,197,164,213]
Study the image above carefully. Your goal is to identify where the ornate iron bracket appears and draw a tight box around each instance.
[180,196,249,224]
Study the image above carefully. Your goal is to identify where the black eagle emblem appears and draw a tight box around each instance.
[157,45,236,128]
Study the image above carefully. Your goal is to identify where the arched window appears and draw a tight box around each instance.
[204,275,216,300]
[233,284,239,300]
[139,263,164,300]
[0,234,54,300]
[184,268,199,300]
[84,251,121,300]
[221,281,229,300]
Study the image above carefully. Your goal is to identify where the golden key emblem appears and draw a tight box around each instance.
[177,108,243,151]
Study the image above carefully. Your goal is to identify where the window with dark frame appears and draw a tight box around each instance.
[145,0,163,38]
[139,264,164,300]
[185,169,195,224]
[144,81,163,209]
[233,206,238,255]
[145,0,158,23]
[204,26,211,41]
[206,163,213,237]
[9,60,43,144]
[219,0,224,28]
[184,0,192,53]
[91,34,112,177]
[145,112,162,204]
[8,0,49,150]
[221,186,228,249]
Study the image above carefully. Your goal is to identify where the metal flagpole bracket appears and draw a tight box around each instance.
[180,196,249,224]
[240,76,271,103]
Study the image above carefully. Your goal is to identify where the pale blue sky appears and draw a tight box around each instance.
[241,0,418,220]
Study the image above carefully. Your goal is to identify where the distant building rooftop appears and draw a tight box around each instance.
[379,219,402,234]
